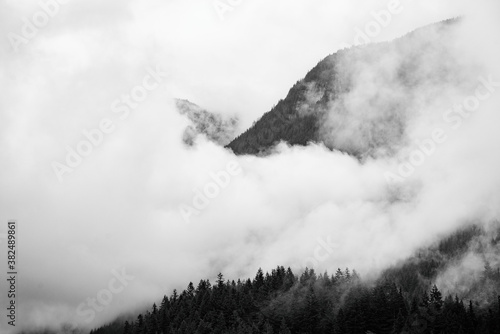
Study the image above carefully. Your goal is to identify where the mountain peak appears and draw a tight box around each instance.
[226,18,461,158]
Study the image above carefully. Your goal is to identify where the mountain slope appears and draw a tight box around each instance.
[88,223,500,334]
[226,18,461,157]
[175,99,239,146]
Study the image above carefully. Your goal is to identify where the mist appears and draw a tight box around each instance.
[1,0,499,333]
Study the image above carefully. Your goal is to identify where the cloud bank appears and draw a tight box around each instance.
[0,0,499,332]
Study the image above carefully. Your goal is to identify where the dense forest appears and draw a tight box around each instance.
[89,225,500,334]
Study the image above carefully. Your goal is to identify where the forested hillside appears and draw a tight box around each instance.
[226,19,460,157]
[88,224,500,334]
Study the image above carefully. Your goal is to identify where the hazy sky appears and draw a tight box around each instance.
[1,0,499,333]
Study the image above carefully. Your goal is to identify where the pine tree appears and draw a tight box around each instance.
[149,304,159,334]
[171,289,178,302]
[123,321,131,334]
[303,285,319,332]
[217,273,225,288]
[430,285,443,311]
[467,300,477,331]
[159,295,170,333]
[254,268,265,289]
[283,267,295,290]
[135,314,144,334]
[187,282,195,297]
[335,268,344,283]
[344,268,351,282]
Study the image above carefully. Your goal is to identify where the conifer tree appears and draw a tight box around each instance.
[430,285,443,310]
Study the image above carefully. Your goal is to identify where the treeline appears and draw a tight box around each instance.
[90,265,500,334]
[89,225,500,334]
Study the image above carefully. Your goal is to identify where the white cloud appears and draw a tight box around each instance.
[1,0,499,332]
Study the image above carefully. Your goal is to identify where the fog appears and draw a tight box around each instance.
[0,0,499,332]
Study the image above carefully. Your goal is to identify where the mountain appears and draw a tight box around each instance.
[226,18,461,157]
[382,223,500,306]
[61,18,500,334]
[88,222,500,334]
[175,99,239,146]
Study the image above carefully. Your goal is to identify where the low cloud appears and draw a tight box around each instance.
[1,0,500,333]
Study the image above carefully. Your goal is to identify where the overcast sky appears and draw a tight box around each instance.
[1,0,499,333]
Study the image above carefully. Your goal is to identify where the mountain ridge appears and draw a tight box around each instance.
[226,18,461,158]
